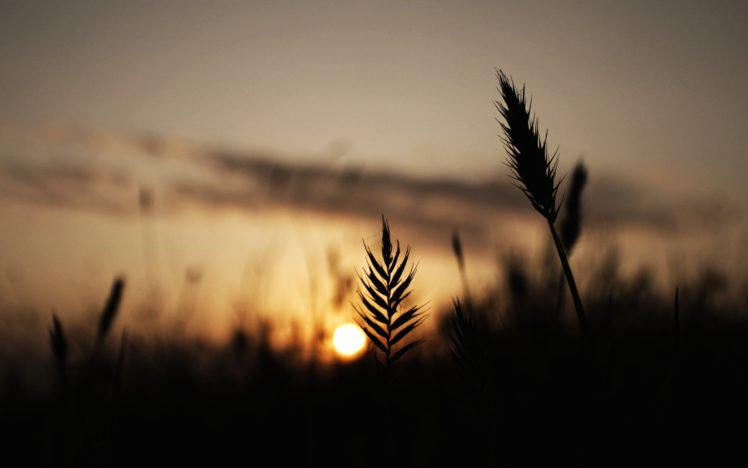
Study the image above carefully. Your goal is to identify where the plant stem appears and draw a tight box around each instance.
[548,219,587,332]
[674,287,679,353]
[458,267,473,312]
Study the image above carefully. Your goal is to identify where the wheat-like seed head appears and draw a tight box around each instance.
[559,160,588,254]
[495,69,562,222]
[354,215,426,368]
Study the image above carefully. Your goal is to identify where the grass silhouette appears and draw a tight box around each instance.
[1,71,747,467]
[496,69,588,332]
[559,160,588,254]
[0,248,746,466]
[48,313,68,386]
[96,276,125,350]
[355,215,427,375]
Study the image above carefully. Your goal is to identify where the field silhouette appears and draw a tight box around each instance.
[2,71,748,467]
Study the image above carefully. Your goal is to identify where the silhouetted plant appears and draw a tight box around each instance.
[49,313,68,384]
[96,276,125,349]
[452,230,472,310]
[559,160,588,254]
[674,287,680,353]
[555,161,588,312]
[495,69,587,331]
[505,252,530,304]
[450,298,478,384]
[355,216,427,372]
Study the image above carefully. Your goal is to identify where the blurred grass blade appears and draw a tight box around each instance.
[559,160,588,254]
[49,313,68,385]
[451,230,472,310]
[97,276,126,347]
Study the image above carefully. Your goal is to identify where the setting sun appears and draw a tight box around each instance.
[332,323,367,359]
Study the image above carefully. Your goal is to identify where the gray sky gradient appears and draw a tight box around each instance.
[2,1,747,192]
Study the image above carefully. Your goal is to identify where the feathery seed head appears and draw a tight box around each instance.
[495,69,561,222]
[355,215,426,369]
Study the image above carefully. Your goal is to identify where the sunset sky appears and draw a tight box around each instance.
[1,1,747,342]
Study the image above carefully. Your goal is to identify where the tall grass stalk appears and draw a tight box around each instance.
[674,287,680,353]
[556,161,588,312]
[559,161,588,254]
[452,230,472,310]
[49,313,68,386]
[495,69,587,331]
[96,276,125,350]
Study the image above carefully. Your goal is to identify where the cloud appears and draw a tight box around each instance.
[0,158,137,216]
[3,125,741,247]
[173,149,534,245]
[172,148,742,250]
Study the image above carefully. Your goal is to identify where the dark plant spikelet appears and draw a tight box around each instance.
[97,276,125,346]
[495,69,561,222]
[354,215,427,369]
[49,313,68,381]
[496,69,587,329]
[451,230,464,270]
[559,161,588,254]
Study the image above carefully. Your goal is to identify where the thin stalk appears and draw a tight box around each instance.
[452,231,473,311]
[459,267,472,312]
[554,272,565,316]
[674,287,680,353]
[385,269,392,373]
[548,219,587,332]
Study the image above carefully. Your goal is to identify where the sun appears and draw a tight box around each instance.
[332,323,367,359]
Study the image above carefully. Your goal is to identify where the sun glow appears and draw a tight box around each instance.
[332,323,367,359]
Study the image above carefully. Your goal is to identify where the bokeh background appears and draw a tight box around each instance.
[1,0,747,350]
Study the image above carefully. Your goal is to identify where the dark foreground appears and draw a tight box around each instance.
[3,298,748,467]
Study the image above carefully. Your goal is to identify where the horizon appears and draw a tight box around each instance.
[1,0,747,349]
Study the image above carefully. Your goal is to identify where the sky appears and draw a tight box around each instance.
[1,1,747,342]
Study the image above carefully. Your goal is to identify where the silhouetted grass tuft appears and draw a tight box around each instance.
[355,215,427,373]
